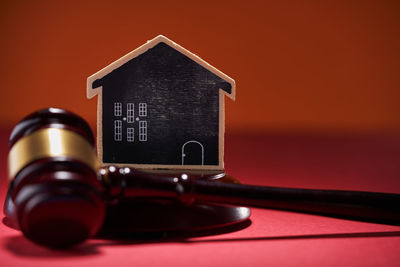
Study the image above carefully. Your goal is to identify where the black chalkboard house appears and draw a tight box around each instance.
[87,35,235,170]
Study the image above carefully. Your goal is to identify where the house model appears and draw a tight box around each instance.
[87,35,235,170]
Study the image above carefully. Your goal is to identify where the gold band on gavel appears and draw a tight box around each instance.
[8,128,99,181]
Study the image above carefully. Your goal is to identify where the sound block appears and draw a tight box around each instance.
[99,171,251,237]
[100,199,250,236]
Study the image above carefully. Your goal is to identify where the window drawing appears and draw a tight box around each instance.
[139,121,147,141]
[139,103,147,117]
[114,102,122,116]
[114,120,122,141]
[127,127,134,142]
[127,103,134,123]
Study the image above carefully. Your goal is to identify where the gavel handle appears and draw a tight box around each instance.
[104,168,400,226]
[193,181,400,225]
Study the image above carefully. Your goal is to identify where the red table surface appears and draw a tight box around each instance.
[0,128,399,267]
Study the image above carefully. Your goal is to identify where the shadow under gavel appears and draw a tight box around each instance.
[4,108,400,248]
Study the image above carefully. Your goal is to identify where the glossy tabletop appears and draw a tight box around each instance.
[1,129,400,267]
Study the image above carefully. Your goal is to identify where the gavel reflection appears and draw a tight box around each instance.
[5,108,400,248]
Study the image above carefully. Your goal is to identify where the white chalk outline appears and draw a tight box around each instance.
[181,141,204,165]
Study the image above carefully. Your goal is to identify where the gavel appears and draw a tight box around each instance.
[4,108,400,248]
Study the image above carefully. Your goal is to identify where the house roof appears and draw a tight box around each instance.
[87,35,236,100]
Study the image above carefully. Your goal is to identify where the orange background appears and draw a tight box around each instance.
[0,0,399,133]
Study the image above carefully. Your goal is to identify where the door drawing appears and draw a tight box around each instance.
[181,141,204,165]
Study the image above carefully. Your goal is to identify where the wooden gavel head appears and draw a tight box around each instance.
[6,108,105,248]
